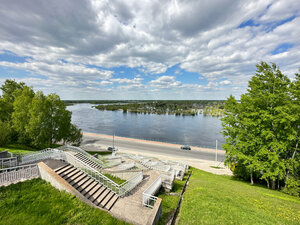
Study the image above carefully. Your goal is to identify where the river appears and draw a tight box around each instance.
[67,103,225,149]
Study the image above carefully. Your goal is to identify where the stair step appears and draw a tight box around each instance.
[101,191,115,207]
[86,184,102,198]
[69,173,87,186]
[95,189,111,206]
[89,186,106,202]
[54,164,70,173]
[60,167,77,177]
[77,178,94,192]
[105,195,119,211]
[62,169,80,180]
[56,165,73,175]
[66,171,84,182]
[81,181,99,195]
[73,176,90,189]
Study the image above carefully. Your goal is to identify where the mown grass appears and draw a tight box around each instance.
[0,144,37,155]
[87,151,112,156]
[103,173,126,185]
[0,178,129,225]
[157,175,187,225]
[0,143,62,155]
[178,167,300,225]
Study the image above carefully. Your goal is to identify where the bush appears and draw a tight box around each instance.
[0,121,12,146]
[282,177,300,197]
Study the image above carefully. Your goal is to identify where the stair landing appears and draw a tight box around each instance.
[110,170,161,225]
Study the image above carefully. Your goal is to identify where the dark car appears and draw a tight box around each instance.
[180,145,191,150]
[107,146,118,152]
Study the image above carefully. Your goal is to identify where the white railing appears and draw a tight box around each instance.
[58,145,105,166]
[119,171,143,195]
[20,148,143,197]
[103,158,122,168]
[64,151,121,195]
[0,157,18,168]
[142,175,162,208]
[118,162,135,171]
[0,164,39,186]
[65,152,143,196]
[21,148,65,164]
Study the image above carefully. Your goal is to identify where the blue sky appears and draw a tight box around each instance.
[0,0,299,100]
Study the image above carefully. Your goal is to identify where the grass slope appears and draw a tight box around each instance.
[0,179,129,225]
[0,143,62,155]
[178,168,300,225]
[157,175,187,225]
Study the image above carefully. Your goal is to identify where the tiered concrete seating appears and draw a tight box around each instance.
[54,164,118,211]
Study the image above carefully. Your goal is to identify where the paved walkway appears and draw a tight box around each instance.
[110,170,161,225]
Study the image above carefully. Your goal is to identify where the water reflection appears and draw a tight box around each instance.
[67,103,225,149]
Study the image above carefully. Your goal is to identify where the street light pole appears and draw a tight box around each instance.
[215,139,218,166]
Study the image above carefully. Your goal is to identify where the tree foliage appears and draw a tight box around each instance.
[222,62,299,195]
[0,79,82,148]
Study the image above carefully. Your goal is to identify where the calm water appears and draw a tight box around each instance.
[67,103,225,149]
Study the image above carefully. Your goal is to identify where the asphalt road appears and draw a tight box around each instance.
[82,133,225,162]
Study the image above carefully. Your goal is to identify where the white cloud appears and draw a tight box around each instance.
[0,0,299,99]
[110,77,143,84]
[150,76,181,88]
[220,80,232,85]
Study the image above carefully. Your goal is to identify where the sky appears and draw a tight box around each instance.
[0,0,299,100]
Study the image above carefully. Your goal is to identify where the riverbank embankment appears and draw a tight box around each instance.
[81,132,232,175]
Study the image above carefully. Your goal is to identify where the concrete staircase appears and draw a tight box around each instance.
[54,164,118,211]
[73,153,102,170]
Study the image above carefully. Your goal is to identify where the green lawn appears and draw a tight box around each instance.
[0,178,129,225]
[178,167,300,225]
[103,173,126,185]
[0,144,37,155]
[87,151,112,156]
[157,175,187,225]
[0,143,61,155]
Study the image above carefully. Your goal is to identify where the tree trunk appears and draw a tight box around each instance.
[285,142,298,188]
[50,137,52,148]
[271,179,276,190]
[267,179,270,189]
[277,175,280,190]
[250,170,254,185]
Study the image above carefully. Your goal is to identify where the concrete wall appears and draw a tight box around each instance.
[37,162,100,209]
[146,198,162,225]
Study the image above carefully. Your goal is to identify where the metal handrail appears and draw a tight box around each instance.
[142,175,162,208]
[63,151,120,194]
[58,145,105,166]
[64,151,142,196]
[0,163,39,185]
[0,157,18,168]
[21,149,64,164]
[20,148,143,197]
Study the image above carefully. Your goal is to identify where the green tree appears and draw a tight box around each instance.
[26,92,82,147]
[0,121,12,146]
[0,80,25,121]
[0,98,11,122]
[12,86,35,144]
[64,124,82,146]
[222,62,298,190]
[0,79,25,103]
